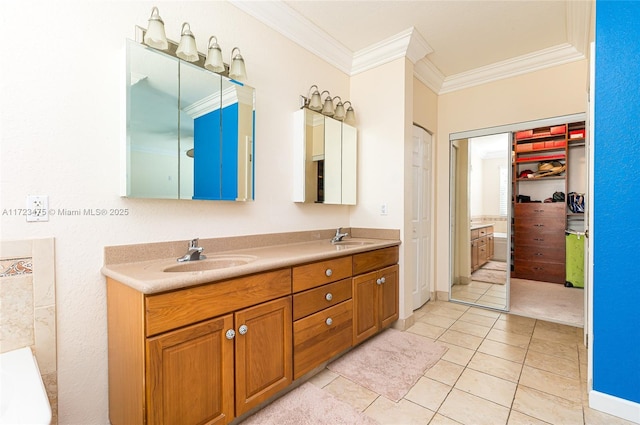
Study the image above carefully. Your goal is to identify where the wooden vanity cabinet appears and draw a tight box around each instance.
[352,246,399,346]
[470,226,493,272]
[107,268,292,425]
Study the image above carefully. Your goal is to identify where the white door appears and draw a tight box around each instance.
[412,126,433,309]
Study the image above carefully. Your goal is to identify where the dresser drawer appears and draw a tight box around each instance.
[515,202,565,218]
[292,256,352,293]
[515,216,566,230]
[293,300,353,379]
[471,229,480,240]
[514,260,566,283]
[514,229,565,247]
[514,244,565,263]
[293,278,352,321]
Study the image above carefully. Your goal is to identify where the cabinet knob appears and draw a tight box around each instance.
[380,276,386,284]
[225,329,236,340]
[325,292,333,301]
[376,278,382,285]
[325,318,333,326]
[238,324,248,335]
[325,268,333,277]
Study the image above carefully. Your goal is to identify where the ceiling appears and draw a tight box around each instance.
[230,0,592,94]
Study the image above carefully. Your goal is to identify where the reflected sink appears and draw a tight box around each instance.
[164,255,257,273]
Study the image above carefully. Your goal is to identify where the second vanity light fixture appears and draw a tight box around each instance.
[142,6,247,81]
[301,85,356,125]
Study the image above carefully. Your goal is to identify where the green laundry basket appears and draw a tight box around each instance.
[565,231,585,288]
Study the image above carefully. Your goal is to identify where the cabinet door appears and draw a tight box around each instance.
[352,270,378,345]
[146,315,234,425]
[378,265,399,329]
[471,240,479,272]
[235,297,292,416]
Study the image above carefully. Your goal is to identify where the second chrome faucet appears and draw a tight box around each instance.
[330,227,349,244]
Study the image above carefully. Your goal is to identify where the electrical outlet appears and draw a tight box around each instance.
[26,195,49,222]
[380,203,388,216]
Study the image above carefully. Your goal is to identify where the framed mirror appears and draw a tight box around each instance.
[450,133,511,310]
[124,39,255,201]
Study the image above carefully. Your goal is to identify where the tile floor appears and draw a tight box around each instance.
[308,300,634,425]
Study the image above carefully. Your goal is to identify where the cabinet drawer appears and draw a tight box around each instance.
[515,202,564,218]
[353,246,399,275]
[293,278,352,321]
[293,300,353,379]
[514,229,565,247]
[514,245,565,263]
[514,260,566,283]
[145,269,291,337]
[470,229,480,240]
[515,216,566,230]
[292,256,352,293]
[478,227,488,237]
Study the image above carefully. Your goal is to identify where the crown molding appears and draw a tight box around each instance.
[230,1,589,95]
[413,59,445,94]
[228,0,352,74]
[437,43,585,94]
[567,0,593,56]
[352,27,433,75]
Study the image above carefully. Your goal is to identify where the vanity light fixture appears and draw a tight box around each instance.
[204,36,225,72]
[144,6,168,50]
[307,85,322,111]
[176,23,199,62]
[333,96,345,121]
[229,47,247,81]
[138,8,248,79]
[343,101,356,125]
[320,91,334,117]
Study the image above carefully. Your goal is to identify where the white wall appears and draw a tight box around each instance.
[0,2,353,423]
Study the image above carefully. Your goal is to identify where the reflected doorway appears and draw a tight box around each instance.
[450,133,510,310]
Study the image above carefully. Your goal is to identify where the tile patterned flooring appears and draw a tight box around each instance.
[308,300,633,425]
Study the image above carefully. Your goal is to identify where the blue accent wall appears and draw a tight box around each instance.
[193,110,222,200]
[221,103,239,201]
[593,0,640,404]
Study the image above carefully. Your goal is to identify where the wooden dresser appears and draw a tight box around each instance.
[513,203,565,283]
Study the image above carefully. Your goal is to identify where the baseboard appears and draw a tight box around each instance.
[589,390,640,424]
[392,314,415,331]
[435,290,449,301]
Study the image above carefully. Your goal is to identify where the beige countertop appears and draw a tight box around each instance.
[470,223,494,231]
[102,229,400,295]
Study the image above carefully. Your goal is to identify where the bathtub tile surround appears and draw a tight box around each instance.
[0,238,58,424]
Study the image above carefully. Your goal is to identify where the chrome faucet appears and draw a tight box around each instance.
[330,227,349,244]
[177,238,205,262]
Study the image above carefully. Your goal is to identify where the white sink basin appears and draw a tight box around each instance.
[0,347,51,425]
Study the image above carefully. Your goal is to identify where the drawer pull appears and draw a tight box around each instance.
[325,318,333,326]
[325,268,333,277]
[534,224,544,227]
[225,329,236,340]
[380,277,386,284]
[535,252,543,256]
[534,238,545,241]
[376,278,382,285]
[238,324,248,335]
[534,209,543,212]
[325,292,333,301]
